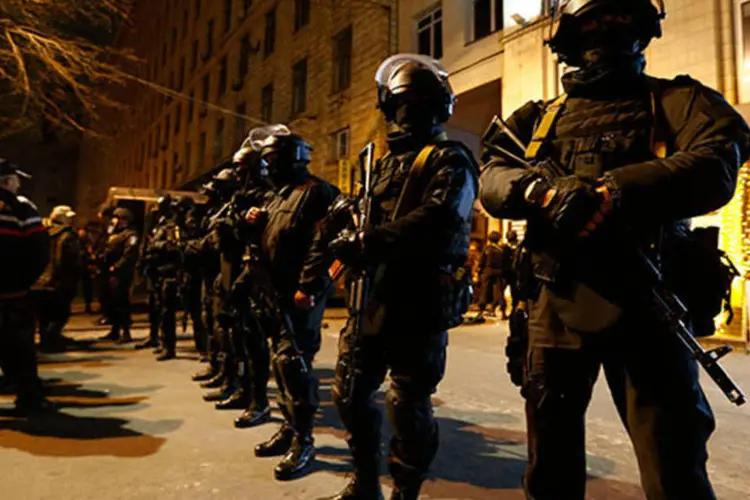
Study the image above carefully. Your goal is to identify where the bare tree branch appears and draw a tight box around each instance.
[0,0,136,138]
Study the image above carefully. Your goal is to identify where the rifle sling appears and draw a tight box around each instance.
[391,144,436,222]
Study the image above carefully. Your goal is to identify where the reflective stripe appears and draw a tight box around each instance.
[0,213,42,227]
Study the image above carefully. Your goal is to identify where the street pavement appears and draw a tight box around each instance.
[2,311,750,500]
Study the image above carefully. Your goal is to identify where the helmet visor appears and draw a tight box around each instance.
[552,0,665,18]
[242,124,292,151]
[374,53,451,89]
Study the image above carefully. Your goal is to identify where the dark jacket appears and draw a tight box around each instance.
[480,73,750,334]
[105,228,139,283]
[35,225,81,296]
[0,189,49,296]
[360,135,479,333]
[261,172,339,302]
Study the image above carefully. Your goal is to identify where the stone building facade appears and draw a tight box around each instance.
[76,0,398,219]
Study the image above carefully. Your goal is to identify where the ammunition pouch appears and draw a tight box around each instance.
[661,227,739,337]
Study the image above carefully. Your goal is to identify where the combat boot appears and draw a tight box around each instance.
[324,478,384,500]
[156,350,176,361]
[255,424,295,457]
[273,435,315,480]
[214,389,250,410]
[389,486,421,500]
[134,338,159,349]
[234,405,271,429]
[99,326,119,341]
[192,366,217,382]
[202,382,237,402]
[199,368,225,389]
[14,395,60,415]
[117,328,133,344]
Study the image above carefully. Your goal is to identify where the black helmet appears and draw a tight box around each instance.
[507,230,519,244]
[99,203,115,219]
[488,231,501,243]
[548,0,665,65]
[375,54,455,124]
[156,194,173,214]
[246,124,312,166]
[112,207,133,223]
[213,167,241,187]
[175,196,195,213]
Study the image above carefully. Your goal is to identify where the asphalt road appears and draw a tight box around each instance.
[1,312,749,500]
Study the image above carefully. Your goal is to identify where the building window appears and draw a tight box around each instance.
[218,56,228,96]
[191,39,199,70]
[473,0,503,41]
[331,127,349,161]
[291,58,308,117]
[223,0,233,33]
[198,132,206,167]
[188,91,195,123]
[164,115,171,148]
[264,8,276,58]
[201,74,210,116]
[242,0,252,18]
[416,5,442,59]
[743,2,750,90]
[235,102,247,146]
[238,34,250,81]
[332,26,352,93]
[153,126,160,157]
[175,104,182,135]
[172,152,180,185]
[185,141,192,174]
[294,0,311,32]
[179,57,186,89]
[195,0,201,20]
[261,83,273,122]
[214,118,225,160]
[204,19,215,60]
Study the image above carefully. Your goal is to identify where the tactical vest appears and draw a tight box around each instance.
[522,81,668,333]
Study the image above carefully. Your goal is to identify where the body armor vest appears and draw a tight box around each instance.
[525,83,663,332]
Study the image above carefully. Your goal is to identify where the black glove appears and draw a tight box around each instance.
[324,195,356,237]
[531,159,567,181]
[329,229,363,268]
[529,175,602,235]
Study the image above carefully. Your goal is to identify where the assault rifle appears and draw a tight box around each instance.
[485,116,746,407]
[339,142,376,405]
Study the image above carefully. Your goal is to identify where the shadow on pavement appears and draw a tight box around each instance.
[311,366,643,500]
[0,410,181,458]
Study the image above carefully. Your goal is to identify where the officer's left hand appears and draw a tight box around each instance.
[245,207,268,226]
[578,185,613,238]
[293,290,315,310]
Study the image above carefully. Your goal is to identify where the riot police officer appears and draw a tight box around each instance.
[325,54,478,500]
[95,203,115,326]
[101,207,139,343]
[244,124,339,480]
[148,199,186,361]
[201,168,247,400]
[136,195,174,350]
[175,196,207,353]
[191,179,229,381]
[480,1,750,498]
[0,159,56,413]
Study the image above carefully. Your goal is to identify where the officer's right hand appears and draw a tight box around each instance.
[245,207,267,226]
[528,176,603,235]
